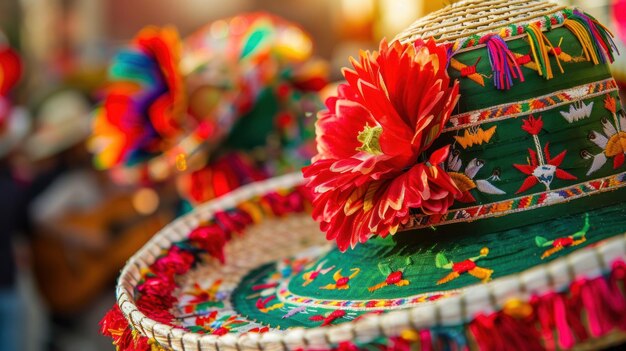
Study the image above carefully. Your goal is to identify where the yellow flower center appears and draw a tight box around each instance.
[357,125,383,155]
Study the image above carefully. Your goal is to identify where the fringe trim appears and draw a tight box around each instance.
[525,23,564,80]
[479,35,524,90]
[563,9,619,65]
[299,259,626,351]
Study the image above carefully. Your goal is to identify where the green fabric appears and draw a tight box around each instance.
[430,90,623,207]
[231,198,626,329]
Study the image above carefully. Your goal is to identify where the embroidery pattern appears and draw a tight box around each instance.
[453,126,497,149]
[276,281,454,311]
[560,101,594,123]
[188,311,250,335]
[180,280,225,314]
[436,248,493,285]
[535,214,590,259]
[320,268,360,290]
[368,259,412,293]
[450,57,485,86]
[448,151,505,203]
[582,95,626,176]
[302,260,335,287]
[513,115,577,194]
[404,172,626,230]
[446,79,617,131]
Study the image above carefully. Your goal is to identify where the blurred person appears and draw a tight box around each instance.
[0,36,27,351]
[23,88,176,351]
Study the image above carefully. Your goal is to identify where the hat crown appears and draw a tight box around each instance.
[395,0,565,45]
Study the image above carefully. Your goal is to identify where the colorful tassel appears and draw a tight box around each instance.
[525,24,564,80]
[563,9,618,65]
[479,35,524,90]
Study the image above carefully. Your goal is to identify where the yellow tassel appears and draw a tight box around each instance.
[563,19,599,64]
[437,271,460,285]
[468,267,494,282]
[526,24,564,79]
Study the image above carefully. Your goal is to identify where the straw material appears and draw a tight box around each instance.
[394,0,566,44]
[115,173,626,351]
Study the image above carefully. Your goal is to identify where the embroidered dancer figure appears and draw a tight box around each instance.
[320,268,360,290]
[436,248,493,285]
[535,213,590,259]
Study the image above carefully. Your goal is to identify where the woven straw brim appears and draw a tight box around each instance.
[394,0,566,44]
[115,173,626,351]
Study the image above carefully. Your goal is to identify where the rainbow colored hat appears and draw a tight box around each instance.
[102,1,626,350]
[90,13,327,193]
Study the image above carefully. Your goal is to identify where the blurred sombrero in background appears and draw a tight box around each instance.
[23,89,92,161]
[89,13,328,200]
[101,1,626,350]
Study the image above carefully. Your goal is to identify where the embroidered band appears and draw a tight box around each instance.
[402,171,626,230]
[445,78,618,131]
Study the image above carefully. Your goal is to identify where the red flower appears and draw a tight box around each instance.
[521,115,543,135]
[303,39,461,251]
[605,94,617,114]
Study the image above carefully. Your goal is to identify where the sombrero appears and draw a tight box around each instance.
[101,1,626,350]
[89,13,327,194]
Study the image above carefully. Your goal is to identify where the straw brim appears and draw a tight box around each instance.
[115,173,626,350]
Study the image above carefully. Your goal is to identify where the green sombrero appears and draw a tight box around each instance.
[102,1,626,350]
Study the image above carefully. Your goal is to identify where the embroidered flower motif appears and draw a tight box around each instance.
[582,94,626,175]
[91,26,186,169]
[303,39,461,251]
[514,115,577,193]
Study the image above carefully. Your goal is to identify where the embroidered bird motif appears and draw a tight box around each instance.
[448,151,505,203]
[436,248,493,285]
[302,259,335,287]
[320,268,360,290]
[535,213,589,259]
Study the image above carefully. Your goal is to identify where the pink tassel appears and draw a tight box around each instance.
[571,278,613,337]
[531,294,557,351]
[479,35,525,90]
[420,329,433,351]
[552,292,578,349]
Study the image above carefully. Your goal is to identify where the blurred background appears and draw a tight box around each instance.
[0,0,624,350]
